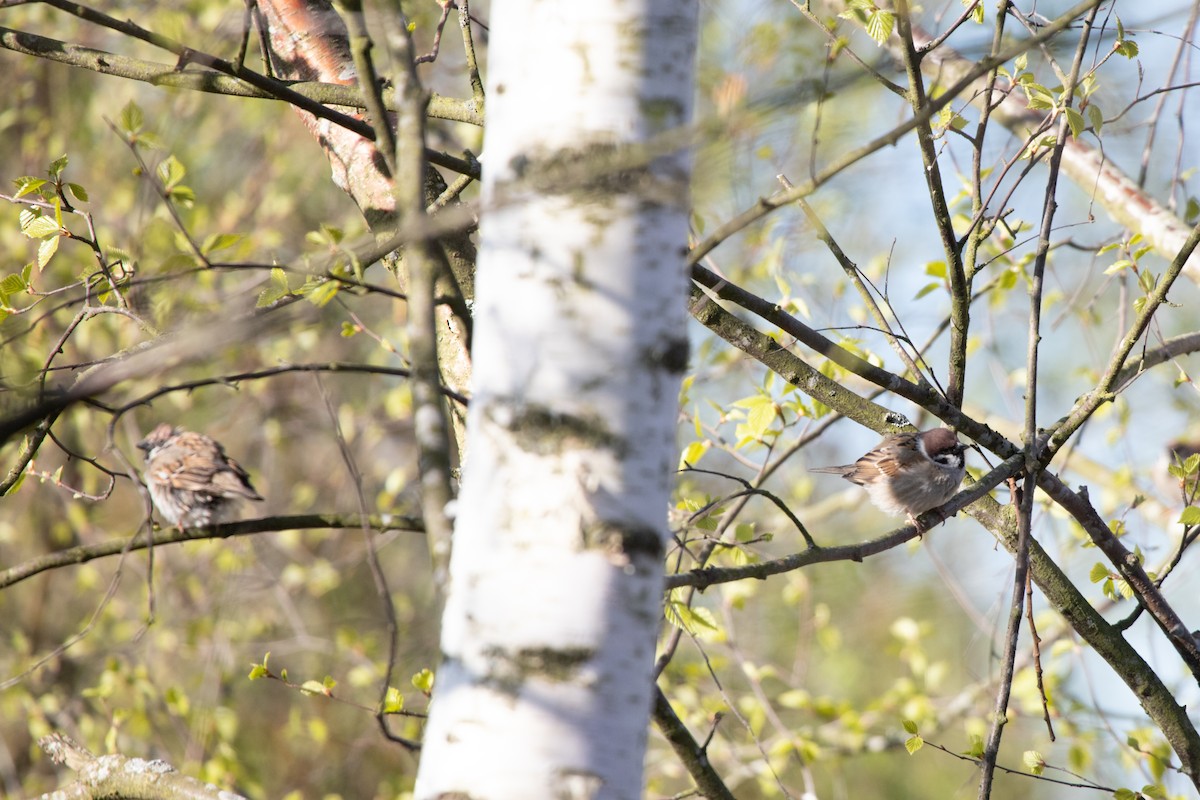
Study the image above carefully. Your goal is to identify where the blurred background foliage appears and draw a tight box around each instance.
[1,0,1199,798]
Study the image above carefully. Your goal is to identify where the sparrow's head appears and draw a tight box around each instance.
[918,428,966,470]
[137,423,181,457]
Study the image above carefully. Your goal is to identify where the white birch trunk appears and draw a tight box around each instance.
[413,1,697,798]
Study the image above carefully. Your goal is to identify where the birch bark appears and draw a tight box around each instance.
[414,1,698,797]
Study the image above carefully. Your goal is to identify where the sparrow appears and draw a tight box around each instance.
[810,427,967,529]
[137,423,264,527]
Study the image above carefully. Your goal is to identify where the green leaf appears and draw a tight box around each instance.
[411,668,435,694]
[13,176,47,198]
[913,282,940,300]
[1185,196,1199,224]
[202,232,242,255]
[256,286,290,308]
[1179,507,1200,525]
[1064,108,1084,139]
[745,399,777,439]
[37,236,59,270]
[1023,749,1045,775]
[66,183,89,202]
[1089,562,1109,583]
[678,440,708,470]
[300,680,327,696]
[1,272,28,296]
[169,185,196,207]
[248,652,270,679]
[1025,84,1055,110]
[1087,103,1104,135]
[303,278,340,307]
[119,100,144,136]
[904,735,924,754]
[22,215,61,239]
[256,268,293,307]
[669,601,720,636]
[157,155,186,189]
[48,154,68,178]
[865,8,894,44]
[383,686,404,713]
[902,719,919,734]
[964,734,984,759]
[2,468,26,495]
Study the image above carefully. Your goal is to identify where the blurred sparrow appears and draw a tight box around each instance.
[811,427,967,529]
[137,423,263,527]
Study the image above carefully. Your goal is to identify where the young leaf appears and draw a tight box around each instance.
[383,686,404,713]
[37,236,60,270]
[22,215,62,239]
[412,668,435,694]
[119,100,144,136]
[865,8,894,44]
[13,176,47,198]
[1064,108,1084,139]
[157,155,186,190]
[1178,506,1200,526]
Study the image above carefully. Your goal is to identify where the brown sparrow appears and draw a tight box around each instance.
[811,427,966,529]
[137,423,263,527]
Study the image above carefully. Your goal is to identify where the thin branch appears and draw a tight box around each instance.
[688,0,1103,271]
[893,0,969,407]
[315,373,418,751]
[0,513,422,591]
[666,454,1023,591]
[0,25,483,125]
[340,0,397,176]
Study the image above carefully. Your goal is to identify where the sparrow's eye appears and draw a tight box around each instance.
[933,451,964,467]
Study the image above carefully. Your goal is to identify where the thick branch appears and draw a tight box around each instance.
[652,688,737,800]
[38,732,248,800]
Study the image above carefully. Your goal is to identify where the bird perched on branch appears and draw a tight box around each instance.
[810,427,966,530]
[137,423,263,527]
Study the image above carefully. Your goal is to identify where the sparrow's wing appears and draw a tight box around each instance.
[855,450,906,478]
[213,457,264,501]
